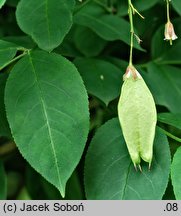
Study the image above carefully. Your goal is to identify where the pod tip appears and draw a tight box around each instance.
[138,164,142,172]
[134,163,137,171]
[148,162,152,171]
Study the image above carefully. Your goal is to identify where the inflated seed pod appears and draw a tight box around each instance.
[118,65,157,169]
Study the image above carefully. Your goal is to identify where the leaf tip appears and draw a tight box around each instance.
[59,187,66,198]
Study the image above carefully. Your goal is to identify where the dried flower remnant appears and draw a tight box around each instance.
[164,0,178,45]
[164,21,178,45]
[123,65,141,80]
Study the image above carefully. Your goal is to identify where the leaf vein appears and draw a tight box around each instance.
[28,53,62,193]
[47,107,76,124]
[41,80,72,99]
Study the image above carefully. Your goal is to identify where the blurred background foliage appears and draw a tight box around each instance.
[0,0,181,200]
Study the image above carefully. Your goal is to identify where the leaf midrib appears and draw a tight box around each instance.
[28,53,63,193]
[121,162,131,199]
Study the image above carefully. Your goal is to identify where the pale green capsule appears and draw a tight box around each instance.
[118,66,157,169]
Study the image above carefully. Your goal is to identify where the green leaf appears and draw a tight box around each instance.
[5,50,89,197]
[171,147,181,199]
[42,170,84,200]
[55,26,82,58]
[0,74,11,138]
[74,58,123,105]
[156,40,181,65]
[26,165,84,200]
[117,0,159,16]
[134,6,164,43]
[3,36,36,49]
[105,57,128,71]
[151,18,181,63]
[158,113,181,130]
[26,165,60,199]
[151,24,170,60]
[0,0,6,8]
[74,2,144,51]
[0,161,7,199]
[172,0,181,16]
[85,118,171,200]
[74,25,107,57]
[145,63,181,113]
[64,171,84,200]
[162,179,176,200]
[0,39,21,69]
[16,0,75,51]
[6,0,19,7]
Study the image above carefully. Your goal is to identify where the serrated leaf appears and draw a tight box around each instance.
[171,147,181,199]
[74,58,123,105]
[0,40,22,69]
[5,50,89,197]
[0,0,6,8]
[74,2,144,51]
[26,165,47,199]
[0,161,7,199]
[26,165,83,200]
[16,0,75,51]
[158,113,181,130]
[41,170,84,200]
[0,74,11,138]
[85,118,171,200]
[145,63,181,113]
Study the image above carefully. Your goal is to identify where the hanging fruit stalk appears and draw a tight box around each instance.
[164,0,178,45]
